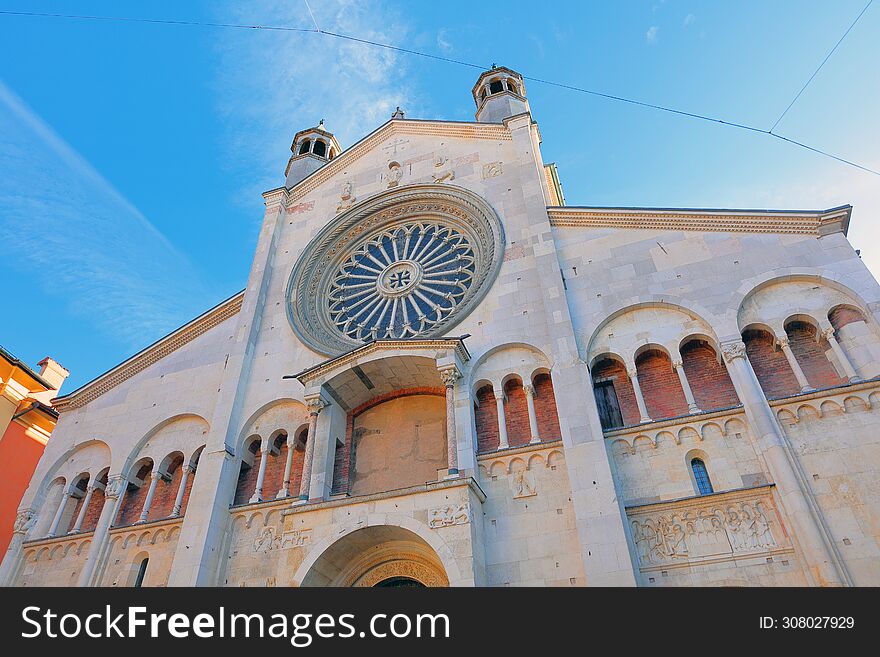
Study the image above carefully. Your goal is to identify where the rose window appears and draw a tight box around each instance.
[327,223,476,342]
[287,185,505,355]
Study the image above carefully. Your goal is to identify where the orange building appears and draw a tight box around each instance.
[0,347,68,554]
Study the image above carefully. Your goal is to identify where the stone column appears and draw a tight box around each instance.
[77,474,127,587]
[523,383,541,444]
[171,465,194,517]
[777,336,813,392]
[69,484,97,534]
[821,327,861,382]
[440,367,461,475]
[0,509,36,585]
[721,340,849,586]
[672,358,701,414]
[249,439,270,504]
[46,487,72,537]
[627,368,652,423]
[493,386,509,449]
[138,469,161,523]
[277,434,296,499]
[298,398,326,501]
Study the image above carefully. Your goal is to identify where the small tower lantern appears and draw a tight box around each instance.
[471,66,530,123]
[284,120,342,188]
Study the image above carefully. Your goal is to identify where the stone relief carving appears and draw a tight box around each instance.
[629,496,780,567]
[336,180,356,212]
[253,526,312,553]
[353,559,448,587]
[280,528,312,549]
[13,509,36,534]
[386,161,403,188]
[105,475,128,499]
[481,161,503,179]
[438,366,461,388]
[431,154,455,183]
[721,340,747,363]
[512,469,537,498]
[428,503,470,528]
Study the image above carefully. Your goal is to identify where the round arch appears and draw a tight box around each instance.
[26,439,112,513]
[733,271,879,339]
[235,398,308,457]
[291,515,463,587]
[119,413,210,477]
[468,341,553,392]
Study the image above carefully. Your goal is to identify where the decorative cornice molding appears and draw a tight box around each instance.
[281,475,486,517]
[625,483,776,513]
[547,205,852,236]
[284,119,512,204]
[53,292,245,412]
[289,337,471,387]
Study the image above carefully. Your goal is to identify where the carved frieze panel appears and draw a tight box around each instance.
[428,503,470,528]
[626,487,789,570]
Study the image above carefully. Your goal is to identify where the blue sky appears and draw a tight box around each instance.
[1,0,878,391]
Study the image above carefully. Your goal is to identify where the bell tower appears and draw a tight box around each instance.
[472,66,530,123]
[284,120,342,188]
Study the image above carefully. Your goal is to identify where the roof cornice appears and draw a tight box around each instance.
[547,205,852,236]
[282,119,512,204]
[53,291,245,413]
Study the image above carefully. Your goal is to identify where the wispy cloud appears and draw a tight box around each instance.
[0,80,214,348]
[646,26,660,45]
[683,13,696,27]
[211,1,423,204]
[437,28,453,54]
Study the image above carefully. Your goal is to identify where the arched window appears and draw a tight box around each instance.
[313,140,327,157]
[506,80,518,94]
[489,80,504,94]
[133,557,149,588]
[691,458,713,495]
[299,139,311,155]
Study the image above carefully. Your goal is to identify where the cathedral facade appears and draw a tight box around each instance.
[3,66,880,587]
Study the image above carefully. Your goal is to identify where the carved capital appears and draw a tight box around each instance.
[438,366,461,388]
[720,340,747,363]
[776,336,790,349]
[626,368,639,379]
[671,359,683,369]
[13,509,35,534]
[821,327,836,341]
[306,397,328,416]
[523,383,535,398]
[104,474,128,499]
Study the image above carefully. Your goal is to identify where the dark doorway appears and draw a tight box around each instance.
[594,380,624,430]
[374,577,425,588]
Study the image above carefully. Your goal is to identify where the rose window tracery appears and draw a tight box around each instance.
[327,222,476,342]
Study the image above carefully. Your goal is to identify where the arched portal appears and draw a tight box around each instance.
[299,525,449,587]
